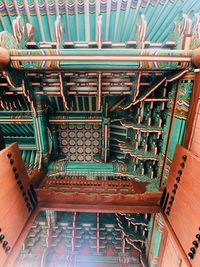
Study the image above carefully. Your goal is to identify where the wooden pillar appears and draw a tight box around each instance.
[148,213,164,267]
[0,47,10,69]
[192,47,200,68]
[32,91,50,168]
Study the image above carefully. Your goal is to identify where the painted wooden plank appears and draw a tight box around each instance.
[0,143,34,266]
[165,145,200,266]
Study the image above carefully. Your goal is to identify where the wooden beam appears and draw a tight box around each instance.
[191,47,200,67]
[10,52,192,63]
[59,72,69,110]
[49,118,102,123]
[0,47,10,69]
[110,97,126,112]
[0,118,32,123]
[38,203,160,214]
[40,177,151,194]
[36,189,161,213]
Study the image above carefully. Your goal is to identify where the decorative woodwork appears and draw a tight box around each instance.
[0,2,200,266]
[164,145,200,266]
[192,47,200,67]
[0,143,37,267]
[13,210,150,267]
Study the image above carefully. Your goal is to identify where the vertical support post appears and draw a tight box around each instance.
[59,72,69,110]
[22,79,50,169]
[71,212,76,253]
[32,90,50,168]
[0,47,10,70]
[97,72,102,111]
[159,81,179,187]
[51,124,59,159]
[122,232,125,254]
[148,214,164,267]
[101,118,110,162]
[97,213,100,254]
[97,15,102,49]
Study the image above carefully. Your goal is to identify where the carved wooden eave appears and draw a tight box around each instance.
[36,189,161,213]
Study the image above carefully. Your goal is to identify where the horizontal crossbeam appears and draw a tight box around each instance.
[7,48,193,70]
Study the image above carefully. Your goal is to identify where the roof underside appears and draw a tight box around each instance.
[0,0,200,44]
[15,210,151,266]
[0,1,198,266]
[0,0,197,188]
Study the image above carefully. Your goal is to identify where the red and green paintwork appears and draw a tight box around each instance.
[0,1,199,265]
[15,210,150,267]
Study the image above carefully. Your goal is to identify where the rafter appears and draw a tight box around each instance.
[59,72,69,110]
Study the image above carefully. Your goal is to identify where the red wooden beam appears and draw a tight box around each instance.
[36,189,161,213]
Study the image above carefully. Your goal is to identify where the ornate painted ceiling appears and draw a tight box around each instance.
[0,0,199,188]
[0,1,200,266]
[0,0,200,44]
[15,210,151,266]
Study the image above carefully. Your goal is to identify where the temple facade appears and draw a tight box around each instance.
[0,0,200,266]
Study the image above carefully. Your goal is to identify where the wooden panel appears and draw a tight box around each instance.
[165,145,200,267]
[0,143,36,267]
[190,138,200,157]
[158,213,191,267]
[161,235,182,267]
[192,127,200,143]
[160,234,187,267]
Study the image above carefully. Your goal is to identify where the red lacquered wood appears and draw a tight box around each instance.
[165,145,200,267]
[0,143,33,267]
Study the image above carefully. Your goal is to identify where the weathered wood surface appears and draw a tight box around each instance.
[164,145,200,267]
[0,143,33,267]
[36,187,161,213]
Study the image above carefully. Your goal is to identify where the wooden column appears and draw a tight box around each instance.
[0,47,9,69]
[147,213,164,267]
[31,90,50,168]
[192,47,200,68]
